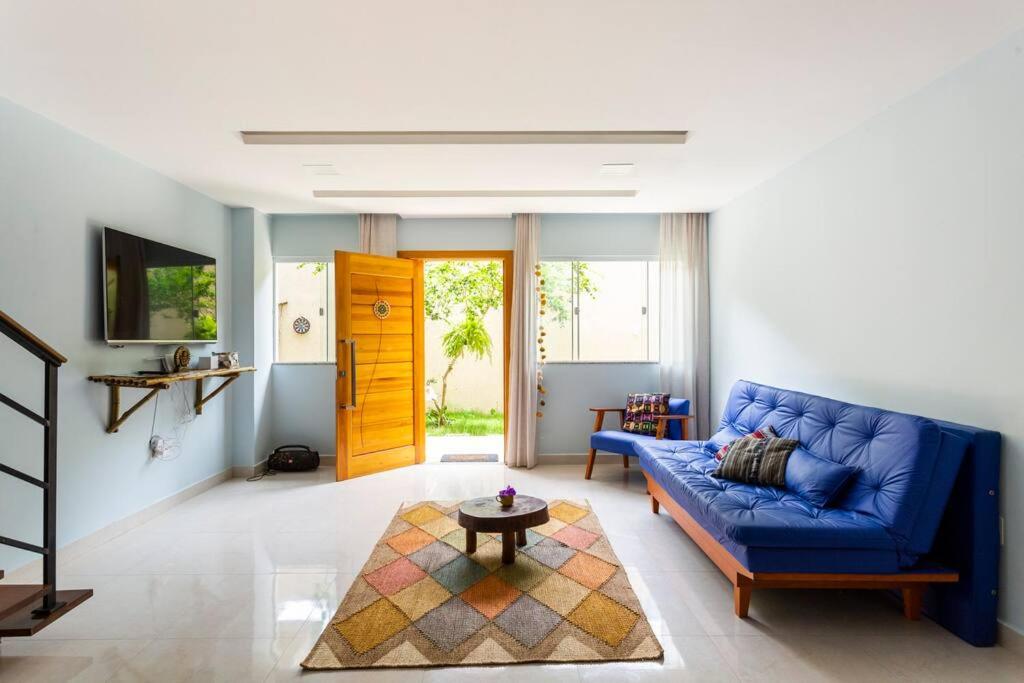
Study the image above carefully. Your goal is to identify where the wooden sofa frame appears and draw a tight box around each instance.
[644,474,959,619]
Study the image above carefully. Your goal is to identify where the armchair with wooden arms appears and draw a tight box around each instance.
[584,397,693,479]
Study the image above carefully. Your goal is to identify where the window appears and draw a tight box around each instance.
[541,260,658,362]
[274,261,336,363]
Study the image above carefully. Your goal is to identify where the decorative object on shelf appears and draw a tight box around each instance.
[535,262,546,419]
[87,366,256,433]
[216,351,240,369]
[196,355,217,370]
[497,484,517,507]
[372,298,391,320]
[172,345,191,371]
[292,316,311,334]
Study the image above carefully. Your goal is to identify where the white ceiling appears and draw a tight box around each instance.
[2,1,1023,215]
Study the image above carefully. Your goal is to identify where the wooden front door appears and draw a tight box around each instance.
[335,251,425,480]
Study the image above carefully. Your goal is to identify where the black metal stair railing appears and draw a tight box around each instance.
[0,309,67,617]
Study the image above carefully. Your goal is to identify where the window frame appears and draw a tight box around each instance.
[540,255,660,365]
[272,256,336,366]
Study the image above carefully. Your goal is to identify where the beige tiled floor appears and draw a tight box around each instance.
[0,462,1020,681]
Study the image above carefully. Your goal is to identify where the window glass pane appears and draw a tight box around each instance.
[539,262,573,362]
[274,262,334,362]
[540,259,659,362]
[578,261,648,361]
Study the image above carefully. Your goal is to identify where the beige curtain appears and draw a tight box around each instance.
[359,214,398,256]
[506,214,539,468]
[659,213,711,438]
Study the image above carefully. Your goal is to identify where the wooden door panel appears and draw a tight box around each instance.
[351,274,413,306]
[336,251,424,480]
[348,253,415,278]
[353,362,413,395]
[351,389,414,426]
[349,445,416,477]
[353,334,412,364]
[352,421,415,455]
[352,306,413,335]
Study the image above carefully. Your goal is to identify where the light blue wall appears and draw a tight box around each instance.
[230,208,274,467]
[271,213,358,258]
[267,213,660,456]
[709,30,1024,633]
[0,96,233,572]
[540,213,659,258]
[399,217,514,251]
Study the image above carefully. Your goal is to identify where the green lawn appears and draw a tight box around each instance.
[427,410,504,437]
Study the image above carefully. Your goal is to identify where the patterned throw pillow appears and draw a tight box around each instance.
[715,426,777,461]
[712,431,800,487]
[621,393,670,436]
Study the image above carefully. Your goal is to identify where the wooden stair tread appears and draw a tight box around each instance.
[0,584,49,621]
[0,588,93,637]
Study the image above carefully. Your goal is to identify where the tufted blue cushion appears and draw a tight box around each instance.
[711,380,947,556]
[640,440,896,551]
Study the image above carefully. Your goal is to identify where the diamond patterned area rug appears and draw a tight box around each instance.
[302,499,663,669]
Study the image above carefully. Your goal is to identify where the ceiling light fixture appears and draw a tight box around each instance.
[243,131,687,145]
[313,189,637,198]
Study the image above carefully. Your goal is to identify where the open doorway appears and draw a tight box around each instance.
[398,251,511,463]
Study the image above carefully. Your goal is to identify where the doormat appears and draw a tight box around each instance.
[440,453,499,463]
[302,499,662,669]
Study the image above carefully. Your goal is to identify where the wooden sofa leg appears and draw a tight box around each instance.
[733,582,752,618]
[901,586,923,620]
[585,449,597,479]
[622,455,630,469]
[651,495,660,514]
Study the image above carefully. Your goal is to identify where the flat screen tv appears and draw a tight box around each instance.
[103,227,218,344]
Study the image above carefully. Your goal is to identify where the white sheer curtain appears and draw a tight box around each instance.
[359,214,397,256]
[659,213,711,438]
[506,214,539,468]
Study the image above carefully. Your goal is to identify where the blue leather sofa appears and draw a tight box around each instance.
[584,398,691,479]
[636,380,1000,646]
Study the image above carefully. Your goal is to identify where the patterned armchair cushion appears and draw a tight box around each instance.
[622,392,669,436]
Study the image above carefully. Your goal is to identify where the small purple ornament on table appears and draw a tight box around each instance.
[497,485,516,507]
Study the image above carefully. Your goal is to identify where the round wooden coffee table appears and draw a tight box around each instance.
[458,495,549,565]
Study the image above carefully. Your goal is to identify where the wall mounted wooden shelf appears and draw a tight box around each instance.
[87,367,255,433]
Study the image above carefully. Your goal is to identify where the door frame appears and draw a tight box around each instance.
[396,250,513,444]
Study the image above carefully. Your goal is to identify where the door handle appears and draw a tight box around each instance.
[338,339,357,409]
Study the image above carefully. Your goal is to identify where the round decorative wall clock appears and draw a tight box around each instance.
[292,316,311,334]
[372,299,391,320]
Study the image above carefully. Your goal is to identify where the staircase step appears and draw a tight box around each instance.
[0,584,49,621]
[0,588,92,637]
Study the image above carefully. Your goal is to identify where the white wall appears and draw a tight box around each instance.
[267,213,660,456]
[0,96,233,573]
[708,31,1024,633]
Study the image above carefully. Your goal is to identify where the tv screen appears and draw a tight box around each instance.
[103,227,218,343]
